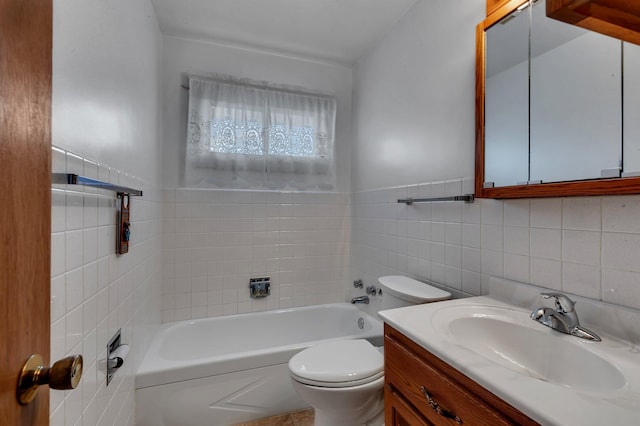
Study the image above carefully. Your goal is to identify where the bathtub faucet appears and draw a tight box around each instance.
[351,295,369,304]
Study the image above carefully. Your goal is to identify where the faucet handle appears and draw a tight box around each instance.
[541,292,576,313]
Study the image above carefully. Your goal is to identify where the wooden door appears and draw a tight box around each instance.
[0,0,53,424]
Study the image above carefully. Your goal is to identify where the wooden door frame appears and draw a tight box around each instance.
[0,0,53,424]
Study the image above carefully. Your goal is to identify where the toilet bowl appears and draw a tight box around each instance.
[288,339,384,426]
[289,276,451,425]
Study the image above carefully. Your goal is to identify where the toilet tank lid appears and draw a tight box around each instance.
[378,276,451,303]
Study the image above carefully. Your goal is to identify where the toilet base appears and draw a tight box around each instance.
[291,376,384,426]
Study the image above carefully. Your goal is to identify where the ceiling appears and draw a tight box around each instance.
[150,0,418,65]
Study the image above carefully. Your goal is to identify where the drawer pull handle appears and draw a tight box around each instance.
[420,385,463,424]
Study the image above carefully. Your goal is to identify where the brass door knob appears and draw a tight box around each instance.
[17,354,83,405]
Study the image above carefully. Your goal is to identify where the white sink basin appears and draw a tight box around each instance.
[433,306,626,391]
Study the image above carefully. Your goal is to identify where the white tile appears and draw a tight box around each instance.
[52,146,67,173]
[504,226,529,256]
[66,192,84,231]
[430,222,445,243]
[66,230,84,271]
[430,242,445,264]
[462,247,482,273]
[65,268,84,312]
[602,195,640,233]
[602,268,640,310]
[480,199,503,225]
[481,224,503,251]
[84,196,98,228]
[462,202,481,224]
[66,152,83,175]
[462,270,482,296]
[481,250,503,277]
[83,228,98,264]
[562,197,601,231]
[51,232,66,277]
[83,296,98,337]
[445,223,462,245]
[530,228,561,260]
[562,262,601,300]
[445,266,462,290]
[445,245,462,268]
[504,253,529,283]
[461,223,481,248]
[52,190,66,232]
[602,232,640,272]
[51,275,66,322]
[65,306,83,352]
[562,230,601,266]
[503,199,530,227]
[445,179,462,196]
[530,199,562,229]
[530,257,562,290]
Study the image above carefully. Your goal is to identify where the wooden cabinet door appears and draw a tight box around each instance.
[0,0,52,424]
[386,388,433,426]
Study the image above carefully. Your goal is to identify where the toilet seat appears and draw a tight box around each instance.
[289,339,384,388]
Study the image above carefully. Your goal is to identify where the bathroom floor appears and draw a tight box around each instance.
[233,409,315,426]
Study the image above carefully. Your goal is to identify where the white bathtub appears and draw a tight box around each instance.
[135,303,384,426]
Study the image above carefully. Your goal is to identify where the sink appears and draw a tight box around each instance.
[433,306,626,391]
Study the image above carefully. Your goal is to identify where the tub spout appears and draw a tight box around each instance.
[351,295,369,304]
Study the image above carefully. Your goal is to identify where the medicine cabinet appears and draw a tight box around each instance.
[476,0,640,198]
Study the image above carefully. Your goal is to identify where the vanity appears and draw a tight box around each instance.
[379,280,640,425]
[384,324,536,425]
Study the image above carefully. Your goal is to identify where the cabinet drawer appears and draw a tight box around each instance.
[384,324,540,426]
[385,337,509,425]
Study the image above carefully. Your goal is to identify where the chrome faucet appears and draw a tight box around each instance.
[530,292,601,341]
[351,295,369,304]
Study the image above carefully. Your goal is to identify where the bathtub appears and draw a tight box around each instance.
[135,303,384,426]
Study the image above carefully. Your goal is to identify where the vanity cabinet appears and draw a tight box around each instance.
[384,324,538,426]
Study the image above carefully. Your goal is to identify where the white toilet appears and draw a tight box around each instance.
[378,275,451,310]
[288,276,450,426]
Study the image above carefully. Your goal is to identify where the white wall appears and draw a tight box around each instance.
[51,0,163,424]
[352,0,485,191]
[351,0,640,318]
[161,36,353,193]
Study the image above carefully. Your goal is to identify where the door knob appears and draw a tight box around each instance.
[17,354,83,405]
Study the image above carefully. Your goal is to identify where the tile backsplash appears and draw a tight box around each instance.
[160,189,350,322]
[352,178,640,314]
[50,147,161,426]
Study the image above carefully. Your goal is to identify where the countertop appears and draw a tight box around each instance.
[379,296,640,426]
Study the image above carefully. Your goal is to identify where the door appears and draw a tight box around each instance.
[0,0,53,424]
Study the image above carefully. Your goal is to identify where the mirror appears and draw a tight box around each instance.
[484,3,529,187]
[477,0,640,198]
[529,0,621,183]
[624,41,640,176]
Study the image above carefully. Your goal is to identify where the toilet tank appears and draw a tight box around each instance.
[378,276,451,310]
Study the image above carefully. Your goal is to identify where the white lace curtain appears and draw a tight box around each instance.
[185,76,337,190]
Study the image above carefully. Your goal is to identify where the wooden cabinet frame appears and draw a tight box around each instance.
[547,0,640,45]
[475,0,640,199]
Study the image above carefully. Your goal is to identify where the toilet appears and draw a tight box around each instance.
[288,276,450,426]
[378,275,451,310]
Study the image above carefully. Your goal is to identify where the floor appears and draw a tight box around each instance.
[233,409,315,426]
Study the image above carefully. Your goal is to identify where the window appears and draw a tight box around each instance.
[185,76,337,190]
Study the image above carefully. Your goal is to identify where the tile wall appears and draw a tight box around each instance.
[50,147,162,426]
[160,189,350,322]
[352,178,640,313]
